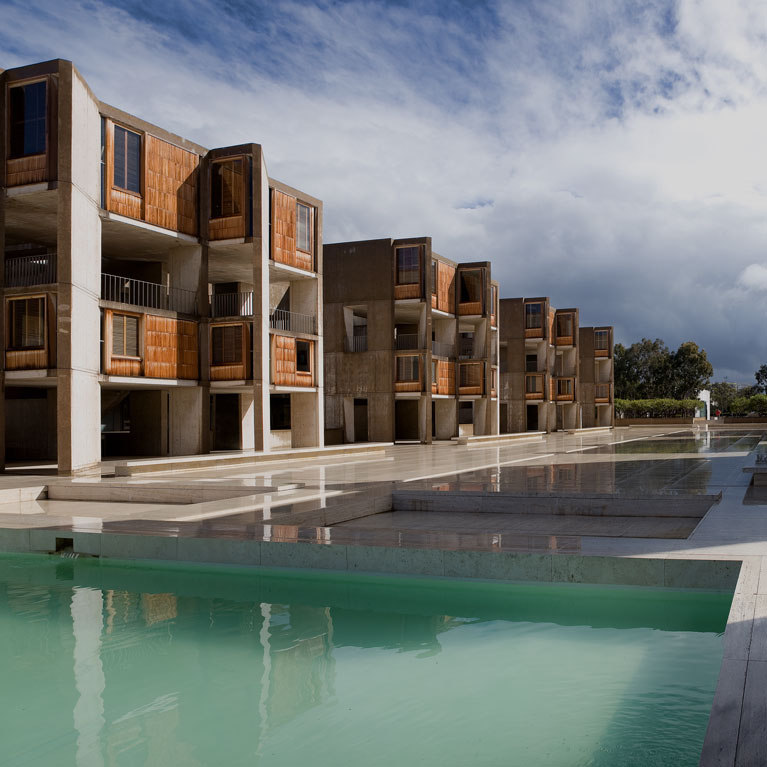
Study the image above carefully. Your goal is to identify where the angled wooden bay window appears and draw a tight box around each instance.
[525,302,543,337]
[6,296,49,370]
[556,313,574,344]
[395,354,421,392]
[211,159,243,219]
[459,270,483,315]
[9,81,46,158]
[594,330,611,357]
[394,246,421,299]
[211,323,249,380]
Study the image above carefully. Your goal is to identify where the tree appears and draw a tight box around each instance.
[614,339,671,399]
[755,365,767,394]
[710,382,738,413]
[666,341,713,399]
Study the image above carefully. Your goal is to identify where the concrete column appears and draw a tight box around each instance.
[292,391,319,448]
[240,391,256,450]
[56,64,102,476]
[169,387,204,455]
[252,150,270,452]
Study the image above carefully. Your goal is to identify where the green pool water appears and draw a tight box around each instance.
[0,554,731,767]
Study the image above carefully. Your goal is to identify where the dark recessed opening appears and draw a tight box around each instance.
[55,537,74,552]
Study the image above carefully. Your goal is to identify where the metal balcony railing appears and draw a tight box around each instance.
[101,273,198,314]
[211,291,254,318]
[395,333,419,350]
[345,334,368,352]
[5,253,57,287]
[269,308,317,335]
[431,340,454,358]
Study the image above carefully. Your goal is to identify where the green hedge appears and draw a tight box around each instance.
[730,394,767,416]
[614,398,704,418]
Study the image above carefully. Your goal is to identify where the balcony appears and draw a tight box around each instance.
[269,309,317,335]
[345,334,368,352]
[431,340,454,358]
[595,383,611,403]
[395,333,420,351]
[525,373,545,400]
[101,273,197,314]
[458,361,484,395]
[211,291,254,318]
[5,253,57,287]
[554,376,575,402]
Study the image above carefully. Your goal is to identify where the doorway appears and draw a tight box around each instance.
[212,393,241,450]
[526,404,538,431]
[353,398,368,442]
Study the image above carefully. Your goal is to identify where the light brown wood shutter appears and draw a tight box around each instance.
[271,189,297,265]
[125,316,138,356]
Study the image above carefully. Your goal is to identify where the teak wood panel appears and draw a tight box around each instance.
[271,189,313,270]
[431,261,456,314]
[556,336,574,346]
[394,283,421,300]
[458,362,484,395]
[595,349,609,358]
[108,188,142,220]
[272,334,314,387]
[394,354,423,393]
[144,315,198,380]
[432,360,455,395]
[209,215,245,240]
[458,301,482,316]
[5,349,48,370]
[6,155,47,186]
[210,322,250,381]
[144,135,199,236]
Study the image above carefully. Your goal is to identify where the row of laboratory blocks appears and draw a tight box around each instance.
[0,59,614,475]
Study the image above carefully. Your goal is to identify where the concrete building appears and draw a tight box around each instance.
[323,238,499,443]
[578,326,614,428]
[499,297,613,432]
[1,59,323,475]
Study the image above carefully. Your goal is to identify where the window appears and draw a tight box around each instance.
[396,355,419,382]
[8,297,45,350]
[557,378,573,396]
[595,330,609,351]
[431,359,437,383]
[9,81,46,158]
[431,260,438,295]
[525,354,538,373]
[526,374,542,394]
[396,246,420,285]
[113,126,141,194]
[112,313,139,357]
[525,303,542,329]
[211,324,243,365]
[556,313,573,338]
[460,363,481,388]
[270,394,291,430]
[297,203,312,252]
[296,340,312,373]
[211,158,243,218]
[459,270,482,304]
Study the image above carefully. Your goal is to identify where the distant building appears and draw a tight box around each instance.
[323,238,499,443]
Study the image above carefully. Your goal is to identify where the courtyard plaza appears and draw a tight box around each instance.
[1,425,767,764]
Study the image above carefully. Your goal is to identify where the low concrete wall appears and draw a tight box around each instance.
[391,490,719,518]
[616,418,695,425]
[721,417,767,424]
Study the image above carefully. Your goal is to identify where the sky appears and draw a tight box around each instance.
[2,0,767,382]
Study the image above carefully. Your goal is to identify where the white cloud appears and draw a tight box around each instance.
[737,264,767,291]
[2,0,767,380]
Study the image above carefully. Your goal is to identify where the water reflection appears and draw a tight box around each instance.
[0,558,733,767]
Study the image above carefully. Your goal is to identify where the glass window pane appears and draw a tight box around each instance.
[126,131,141,193]
[114,127,127,189]
[9,82,46,157]
[396,247,419,285]
[297,204,311,252]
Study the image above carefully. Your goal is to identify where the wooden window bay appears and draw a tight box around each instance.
[9,80,47,158]
[211,158,243,219]
[8,296,45,350]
